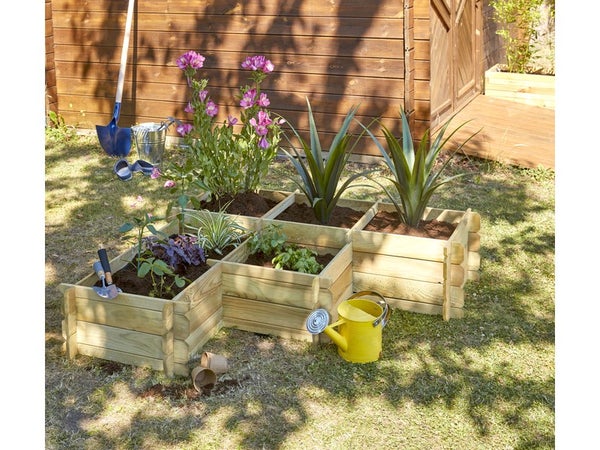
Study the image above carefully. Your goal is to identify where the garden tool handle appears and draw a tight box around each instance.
[115,0,135,104]
[98,247,114,285]
[93,261,106,280]
[348,290,391,328]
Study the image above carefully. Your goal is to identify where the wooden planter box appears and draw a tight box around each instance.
[58,191,483,378]
[484,64,555,109]
[59,221,224,377]
[219,219,354,342]
[350,202,481,320]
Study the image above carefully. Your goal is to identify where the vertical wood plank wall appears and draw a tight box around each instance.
[49,0,414,157]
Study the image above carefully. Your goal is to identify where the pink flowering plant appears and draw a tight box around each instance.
[174,51,284,198]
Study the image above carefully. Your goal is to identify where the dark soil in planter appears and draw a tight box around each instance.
[93,248,232,300]
[103,261,213,300]
[364,210,456,239]
[275,202,365,228]
[198,191,279,217]
[200,191,454,238]
[199,190,364,228]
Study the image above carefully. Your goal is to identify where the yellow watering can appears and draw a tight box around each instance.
[305,291,391,363]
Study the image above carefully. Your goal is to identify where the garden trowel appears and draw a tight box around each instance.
[97,247,122,299]
[92,261,111,298]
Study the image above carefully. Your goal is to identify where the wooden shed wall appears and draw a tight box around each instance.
[50,0,418,157]
[46,0,58,118]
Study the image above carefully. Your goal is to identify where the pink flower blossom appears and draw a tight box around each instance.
[184,102,194,113]
[176,123,193,136]
[257,93,270,107]
[205,100,218,117]
[227,115,238,127]
[241,55,274,73]
[176,50,205,70]
[253,110,272,130]
[259,136,269,149]
[164,180,176,188]
[249,111,272,141]
[199,90,208,102]
[150,167,161,179]
[240,89,256,109]
[263,59,274,73]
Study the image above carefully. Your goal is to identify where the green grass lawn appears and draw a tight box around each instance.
[44,130,555,449]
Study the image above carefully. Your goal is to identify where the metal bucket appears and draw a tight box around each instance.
[132,121,169,166]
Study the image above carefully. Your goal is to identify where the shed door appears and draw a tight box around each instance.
[430,0,481,129]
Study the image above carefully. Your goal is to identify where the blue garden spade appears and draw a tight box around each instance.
[96,0,135,157]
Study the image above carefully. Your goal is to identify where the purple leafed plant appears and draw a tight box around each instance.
[144,234,206,270]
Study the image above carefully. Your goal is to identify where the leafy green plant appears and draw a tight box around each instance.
[46,110,76,141]
[248,224,323,274]
[248,223,286,257]
[119,212,166,271]
[162,158,205,234]
[187,207,249,257]
[271,246,323,274]
[281,98,375,224]
[489,0,546,73]
[137,233,205,297]
[136,255,188,298]
[362,108,478,228]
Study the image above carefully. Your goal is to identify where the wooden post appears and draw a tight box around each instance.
[311,277,322,346]
[162,302,174,377]
[62,288,78,359]
[442,246,451,321]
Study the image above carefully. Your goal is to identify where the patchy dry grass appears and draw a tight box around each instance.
[45,132,554,449]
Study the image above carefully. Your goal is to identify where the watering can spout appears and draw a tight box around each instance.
[322,320,348,352]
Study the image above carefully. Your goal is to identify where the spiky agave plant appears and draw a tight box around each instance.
[281,98,375,224]
[363,108,479,228]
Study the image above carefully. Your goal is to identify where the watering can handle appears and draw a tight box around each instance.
[159,116,179,131]
[348,290,391,328]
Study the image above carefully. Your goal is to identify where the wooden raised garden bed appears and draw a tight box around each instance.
[219,219,354,342]
[59,221,224,377]
[59,194,482,377]
[350,202,481,320]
